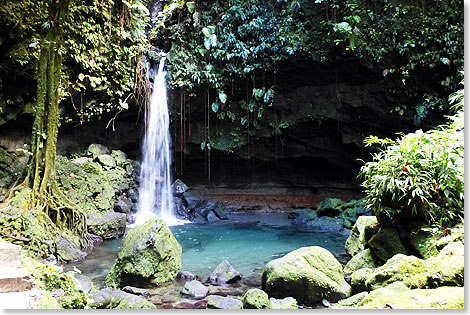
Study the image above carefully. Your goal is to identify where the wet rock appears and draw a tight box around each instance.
[305,216,344,231]
[111,150,127,167]
[344,248,376,276]
[127,187,138,203]
[122,286,150,298]
[426,241,464,287]
[172,179,189,195]
[106,218,181,287]
[206,211,220,222]
[345,216,378,256]
[269,297,298,309]
[316,198,343,217]
[88,143,109,158]
[212,203,228,220]
[70,157,90,164]
[242,288,270,309]
[368,227,407,263]
[114,196,133,214]
[97,154,116,168]
[181,280,208,299]
[55,236,87,262]
[209,260,241,285]
[88,287,156,309]
[206,295,243,309]
[262,246,351,306]
[183,192,205,210]
[87,212,127,240]
[177,271,200,281]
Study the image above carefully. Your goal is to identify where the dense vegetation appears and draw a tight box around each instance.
[360,80,464,227]
[153,0,463,152]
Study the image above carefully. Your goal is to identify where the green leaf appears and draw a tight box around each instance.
[202,27,211,38]
[219,111,226,119]
[219,91,227,104]
[186,1,195,14]
[78,73,85,81]
[211,102,219,113]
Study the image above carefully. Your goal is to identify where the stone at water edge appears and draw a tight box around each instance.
[345,216,378,256]
[88,288,156,309]
[316,197,343,217]
[172,179,189,195]
[367,227,408,263]
[122,286,150,298]
[114,196,133,214]
[105,218,182,287]
[209,260,241,285]
[206,295,243,309]
[181,280,209,299]
[242,288,270,309]
[262,246,351,306]
[87,212,127,240]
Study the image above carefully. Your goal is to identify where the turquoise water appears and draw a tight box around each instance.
[68,213,349,285]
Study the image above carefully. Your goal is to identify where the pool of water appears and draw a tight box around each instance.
[67,213,349,286]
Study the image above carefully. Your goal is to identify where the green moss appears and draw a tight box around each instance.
[344,248,376,276]
[106,218,182,287]
[242,289,270,309]
[350,268,374,293]
[367,227,407,263]
[345,216,378,256]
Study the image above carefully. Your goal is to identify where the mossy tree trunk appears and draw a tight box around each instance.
[23,0,88,246]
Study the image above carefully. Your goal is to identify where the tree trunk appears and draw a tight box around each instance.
[24,0,88,246]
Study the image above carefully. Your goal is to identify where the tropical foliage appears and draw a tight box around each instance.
[359,81,464,227]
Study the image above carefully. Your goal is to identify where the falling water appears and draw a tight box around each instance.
[134,56,180,226]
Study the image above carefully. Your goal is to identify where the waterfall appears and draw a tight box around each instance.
[134,56,180,226]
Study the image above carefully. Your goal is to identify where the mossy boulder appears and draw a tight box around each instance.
[97,154,116,168]
[333,292,368,308]
[269,297,298,309]
[367,227,407,263]
[358,283,463,309]
[242,288,270,309]
[88,288,156,309]
[88,143,109,158]
[426,241,464,287]
[344,248,376,276]
[87,212,127,239]
[409,228,439,259]
[316,198,343,217]
[105,218,182,287]
[350,268,374,293]
[262,246,351,305]
[345,216,378,256]
[365,254,427,290]
[111,150,127,167]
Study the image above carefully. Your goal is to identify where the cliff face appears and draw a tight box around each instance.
[0,54,446,195]
[168,55,445,192]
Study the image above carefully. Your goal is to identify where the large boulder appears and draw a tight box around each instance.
[206,295,243,309]
[242,288,270,309]
[114,196,133,214]
[55,236,87,262]
[209,260,241,285]
[262,246,351,305]
[181,280,208,300]
[111,150,127,167]
[105,218,182,287]
[87,212,127,240]
[365,254,427,290]
[345,216,378,256]
[367,227,407,263]
[343,248,376,276]
[88,288,156,309]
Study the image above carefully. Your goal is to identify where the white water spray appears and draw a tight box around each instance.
[134,56,182,226]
